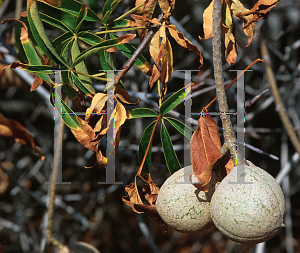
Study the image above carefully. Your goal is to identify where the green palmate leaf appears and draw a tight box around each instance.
[15,17,33,62]
[70,71,94,98]
[138,121,156,177]
[8,62,55,74]
[164,117,194,140]
[102,0,122,24]
[61,72,81,111]
[128,108,158,119]
[160,85,191,115]
[60,38,73,64]
[37,0,101,23]
[27,0,67,67]
[108,19,135,28]
[37,1,77,30]
[100,50,115,71]
[110,33,152,76]
[74,3,88,33]
[18,25,52,83]
[22,45,52,83]
[160,121,181,174]
[77,31,103,45]
[40,13,71,31]
[52,31,73,49]
[71,38,95,96]
[71,34,135,67]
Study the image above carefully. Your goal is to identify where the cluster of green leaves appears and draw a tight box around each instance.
[128,85,194,176]
[9,0,193,176]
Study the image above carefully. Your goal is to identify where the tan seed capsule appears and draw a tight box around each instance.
[156,166,218,233]
[210,164,286,244]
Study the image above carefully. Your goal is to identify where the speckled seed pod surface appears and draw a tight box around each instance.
[210,164,286,244]
[156,165,217,233]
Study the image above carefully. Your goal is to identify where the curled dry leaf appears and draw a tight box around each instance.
[167,24,203,66]
[218,154,234,178]
[199,0,213,41]
[158,0,175,14]
[231,0,256,47]
[130,14,161,25]
[134,0,157,40]
[190,116,221,191]
[149,24,172,95]
[86,93,129,167]
[199,1,236,64]
[122,177,168,231]
[0,113,44,160]
[31,75,44,92]
[122,182,144,213]
[237,0,279,30]
[71,116,98,152]
[221,1,237,65]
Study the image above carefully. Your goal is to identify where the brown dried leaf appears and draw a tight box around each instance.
[190,116,221,191]
[0,113,44,160]
[134,0,157,40]
[118,33,136,44]
[142,176,160,205]
[199,0,213,41]
[232,0,256,47]
[130,14,161,25]
[221,2,237,64]
[160,37,173,96]
[115,83,139,105]
[149,65,161,88]
[85,93,107,122]
[219,154,234,178]
[158,0,175,14]
[31,75,44,92]
[71,116,98,152]
[96,148,107,168]
[167,24,203,66]
[122,182,144,213]
[238,0,279,30]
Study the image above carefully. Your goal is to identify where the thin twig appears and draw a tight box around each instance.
[212,0,243,165]
[104,13,165,91]
[260,38,300,155]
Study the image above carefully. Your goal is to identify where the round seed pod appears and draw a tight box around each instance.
[210,163,286,244]
[156,165,218,233]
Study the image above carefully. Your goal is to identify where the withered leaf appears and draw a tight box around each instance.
[158,0,175,14]
[142,176,160,205]
[0,113,44,160]
[167,24,203,66]
[219,154,234,178]
[122,182,144,213]
[160,37,173,94]
[231,0,256,47]
[221,1,237,64]
[85,93,107,122]
[134,0,157,40]
[199,0,213,41]
[31,75,44,92]
[71,116,98,152]
[130,14,161,25]
[191,116,221,191]
[238,0,279,30]
[115,83,139,105]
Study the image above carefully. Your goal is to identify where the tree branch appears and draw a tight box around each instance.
[212,0,243,165]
